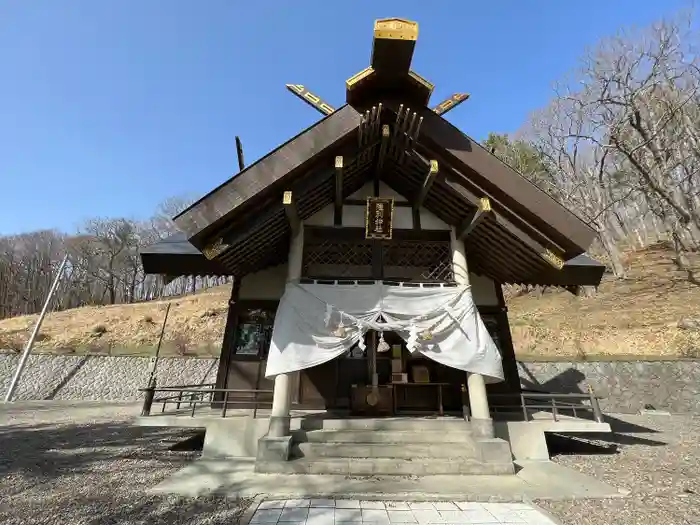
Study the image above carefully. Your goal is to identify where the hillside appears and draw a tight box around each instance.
[0,244,698,359]
[508,245,699,358]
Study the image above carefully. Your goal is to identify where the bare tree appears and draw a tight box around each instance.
[521,91,630,277]
[571,12,700,282]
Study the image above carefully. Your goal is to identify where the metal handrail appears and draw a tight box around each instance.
[155,383,216,390]
[139,382,274,419]
[488,390,604,423]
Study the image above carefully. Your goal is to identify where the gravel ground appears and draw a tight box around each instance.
[2,402,700,525]
[0,401,252,525]
[537,412,700,525]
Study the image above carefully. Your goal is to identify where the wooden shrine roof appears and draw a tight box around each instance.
[140,17,605,287]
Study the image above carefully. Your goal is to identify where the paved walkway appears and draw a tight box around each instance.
[247,499,560,524]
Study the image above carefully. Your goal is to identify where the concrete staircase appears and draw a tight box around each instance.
[255,417,515,476]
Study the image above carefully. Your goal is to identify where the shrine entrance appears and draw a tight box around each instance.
[220,300,466,414]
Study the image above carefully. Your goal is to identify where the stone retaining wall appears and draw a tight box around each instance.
[0,353,218,401]
[1,353,699,413]
[518,360,700,414]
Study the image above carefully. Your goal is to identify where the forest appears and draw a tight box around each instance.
[1,12,699,321]
[0,195,231,320]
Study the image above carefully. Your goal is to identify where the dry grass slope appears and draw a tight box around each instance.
[0,286,232,357]
[508,244,700,358]
[0,244,698,358]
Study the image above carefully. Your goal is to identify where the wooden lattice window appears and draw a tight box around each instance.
[382,240,454,282]
[301,227,454,283]
[302,239,374,279]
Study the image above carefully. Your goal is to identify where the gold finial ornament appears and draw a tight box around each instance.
[374,18,419,40]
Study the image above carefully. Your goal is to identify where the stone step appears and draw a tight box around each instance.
[255,456,515,476]
[294,441,481,460]
[299,416,470,432]
[295,429,475,444]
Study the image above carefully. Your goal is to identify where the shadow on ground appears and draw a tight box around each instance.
[0,420,250,525]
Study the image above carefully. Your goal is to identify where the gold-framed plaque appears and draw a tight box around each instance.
[365,197,394,240]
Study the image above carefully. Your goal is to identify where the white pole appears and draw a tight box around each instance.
[4,254,69,402]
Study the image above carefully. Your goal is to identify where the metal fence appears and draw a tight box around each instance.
[139,382,273,419]
[488,390,604,423]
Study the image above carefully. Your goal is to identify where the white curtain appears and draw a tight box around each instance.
[265,282,504,383]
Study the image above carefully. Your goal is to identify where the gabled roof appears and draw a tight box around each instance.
[146,17,604,287]
[158,102,601,286]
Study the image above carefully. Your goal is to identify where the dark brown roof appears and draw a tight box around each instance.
[149,17,603,286]
[140,233,228,276]
[158,102,601,286]
[140,231,605,288]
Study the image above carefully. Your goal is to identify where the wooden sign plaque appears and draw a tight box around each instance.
[365,197,394,240]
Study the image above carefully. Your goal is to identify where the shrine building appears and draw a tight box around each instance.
[138,18,608,476]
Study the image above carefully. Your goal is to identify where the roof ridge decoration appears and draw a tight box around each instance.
[373,18,419,40]
[287,18,468,118]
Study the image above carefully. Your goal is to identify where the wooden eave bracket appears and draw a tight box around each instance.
[410,147,568,271]
[456,197,492,240]
[283,191,301,235]
[415,159,439,210]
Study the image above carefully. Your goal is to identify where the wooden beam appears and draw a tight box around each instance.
[456,197,492,240]
[334,156,343,226]
[414,106,597,253]
[415,159,439,209]
[285,84,335,116]
[411,145,566,253]
[235,136,245,171]
[210,150,356,256]
[408,150,566,271]
[375,125,390,175]
[447,178,564,270]
[432,93,470,116]
[344,199,412,207]
[283,191,301,235]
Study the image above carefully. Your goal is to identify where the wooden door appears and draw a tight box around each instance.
[224,303,276,408]
[299,360,338,409]
[335,345,369,408]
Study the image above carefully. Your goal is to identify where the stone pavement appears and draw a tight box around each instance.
[246,499,560,524]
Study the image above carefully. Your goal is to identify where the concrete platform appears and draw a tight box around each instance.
[135,409,613,463]
[494,412,612,461]
[149,457,630,501]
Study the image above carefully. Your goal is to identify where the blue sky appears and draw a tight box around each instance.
[0,0,690,235]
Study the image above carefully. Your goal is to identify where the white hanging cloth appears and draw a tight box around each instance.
[265,281,504,383]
